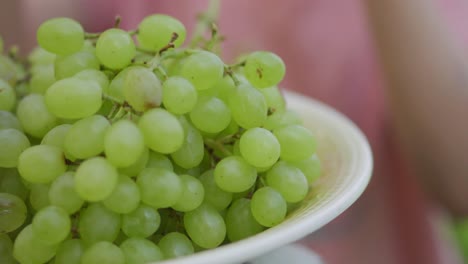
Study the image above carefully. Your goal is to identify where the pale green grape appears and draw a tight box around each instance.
[122,204,160,238]
[29,184,50,211]
[13,225,58,264]
[137,168,182,208]
[79,203,121,245]
[273,124,317,161]
[18,145,66,183]
[229,83,267,128]
[17,94,58,138]
[54,239,84,264]
[75,157,118,201]
[179,51,224,90]
[96,28,135,69]
[226,198,264,242]
[123,67,162,111]
[0,129,30,168]
[244,51,285,88]
[172,174,204,212]
[138,108,184,154]
[31,205,70,244]
[74,69,109,91]
[162,76,197,114]
[0,110,22,131]
[120,237,164,264]
[104,120,144,168]
[171,123,204,169]
[266,161,308,203]
[29,64,55,94]
[137,14,186,51]
[119,148,149,177]
[54,51,100,80]
[250,187,286,227]
[190,96,231,133]
[103,174,140,214]
[64,115,110,159]
[48,171,84,214]
[259,85,286,112]
[45,77,102,119]
[41,124,71,149]
[0,168,29,200]
[184,203,226,249]
[158,232,194,259]
[289,154,321,184]
[199,170,232,211]
[239,127,280,168]
[212,75,236,103]
[81,241,125,264]
[0,193,27,233]
[264,109,302,131]
[214,156,257,193]
[146,151,173,171]
[37,17,84,55]
[28,47,56,65]
[0,233,15,264]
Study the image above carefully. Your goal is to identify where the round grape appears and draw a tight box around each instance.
[104,119,144,168]
[120,238,164,264]
[179,51,224,90]
[184,203,226,249]
[0,129,30,168]
[273,124,317,161]
[31,205,70,244]
[244,51,286,88]
[18,145,66,183]
[162,76,197,115]
[239,127,280,168]
[96,28,135,69]
[250,187,287,227]
[137,168,182,208]
[74,157,118,201]
[0,193,27,233]
[158,232,194,259]
[138,14,186,51]
[81,241,125,264]
[214,156,257,193]
[37,17,84,55]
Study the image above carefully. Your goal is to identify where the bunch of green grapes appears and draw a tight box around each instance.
[0,13,322,264]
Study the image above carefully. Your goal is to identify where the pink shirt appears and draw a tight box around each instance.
[82,0,467,263]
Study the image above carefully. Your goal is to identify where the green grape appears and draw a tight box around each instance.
[54,51,100,80]
[18,145,66,183]
[29,184,50,211]
[28,47,56,65]
[119,147,149,177]
[226,198,264,242]
[31,205,70,244]
[0,56,20,86]
[250,187,287,227]
[0,129,30,168]
[17,94,58,138]
[146,151,173,171]
[0,233,15,264]
[0,110,22,131]
[79,203,121,245]
[244,51,285,88]
[75,157,118,201]
[172,174,204,212]
[41,124,71,149]
[105,66,138,103]
[162,76,198,114]
[190,96,231,133]
[137,168,182,208]
[81,241,125,264]
[45,77,102,119]
[199,170,232,211]
[229,83,267,128]
[259,85,286,112]
[64,115,110,159]
[123,67,162,112]
[289,154,321,184]
[266,161,308,203]
[13,225,58,264]
[103,174,140,214]
[184,203,226,249]
[49,171,84,214]
[122,204,160,238]
[74,69,109,91]
[171,123,204,169]
[104,120,144,167]
[29,64,55,94]
[0,193,27,233]
[120,237,164,264]
[264,109,302,130]
[0,168,29,200]
[212,75,236,103]
[137,14,186,51]
[214,156,257,193]
[158,232,194,259]
[37,17,84,55]
[138,108,184,154]
[96,28,135,69]
[179,51,224,90]
[273,124,317,161]
[54,239,84,264]
[239,127,280,168]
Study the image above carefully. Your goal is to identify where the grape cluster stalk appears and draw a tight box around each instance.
[0,11,322,264]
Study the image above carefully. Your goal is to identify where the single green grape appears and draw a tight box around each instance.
[0,129,30,168]
[162,76,198,115]
[250,187,287,227]
[18,145,66,183]
[16,94,58,138]
[172,174,205,212]
[146,151,173,171]
[184,203,226,249]
[29,184,51,211]
[48,171,84,214]
[190,96,231,133]
[121,204,160,238]
[170,123,204,169]
[225,198,264,242]
[29,64,56,94]
[259,85,286,112]
[41,124,71,149]
[79,203,121,245]
[244,51,286,88]
[54,51,100,80]
[120,237,164,264]
[81,241,125,264]
[0,110,22,131]
[104,119,145,168]
[74,157,118,201]
[137,168,182,208]
[239,127,280,168]
[123,67,162,112]
[0,168,29,200]
[199,170,232,211]
[0,193,27,233]
[54,239,84,264]
[288,154,322,184]
[228,83,268,128]
[214,156,257,193]
[13,225,58,264]
[179,51,224,90]
[96,28,135,69]
[158,232,194,259]
[37,17,84,55]
[74,69,109,91]
[103,174,140,214]
[266,161,308,203]
[137,14,186,51]
[264,109,302,131]
[273,124,317,161]
[31,205,70,244]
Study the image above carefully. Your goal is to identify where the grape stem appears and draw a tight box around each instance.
[224,66,240,86]
[114,15,122,28]
[204,138,233,157]
[190,0,221,48]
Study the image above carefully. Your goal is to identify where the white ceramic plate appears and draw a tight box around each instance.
[155,90,373,264]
